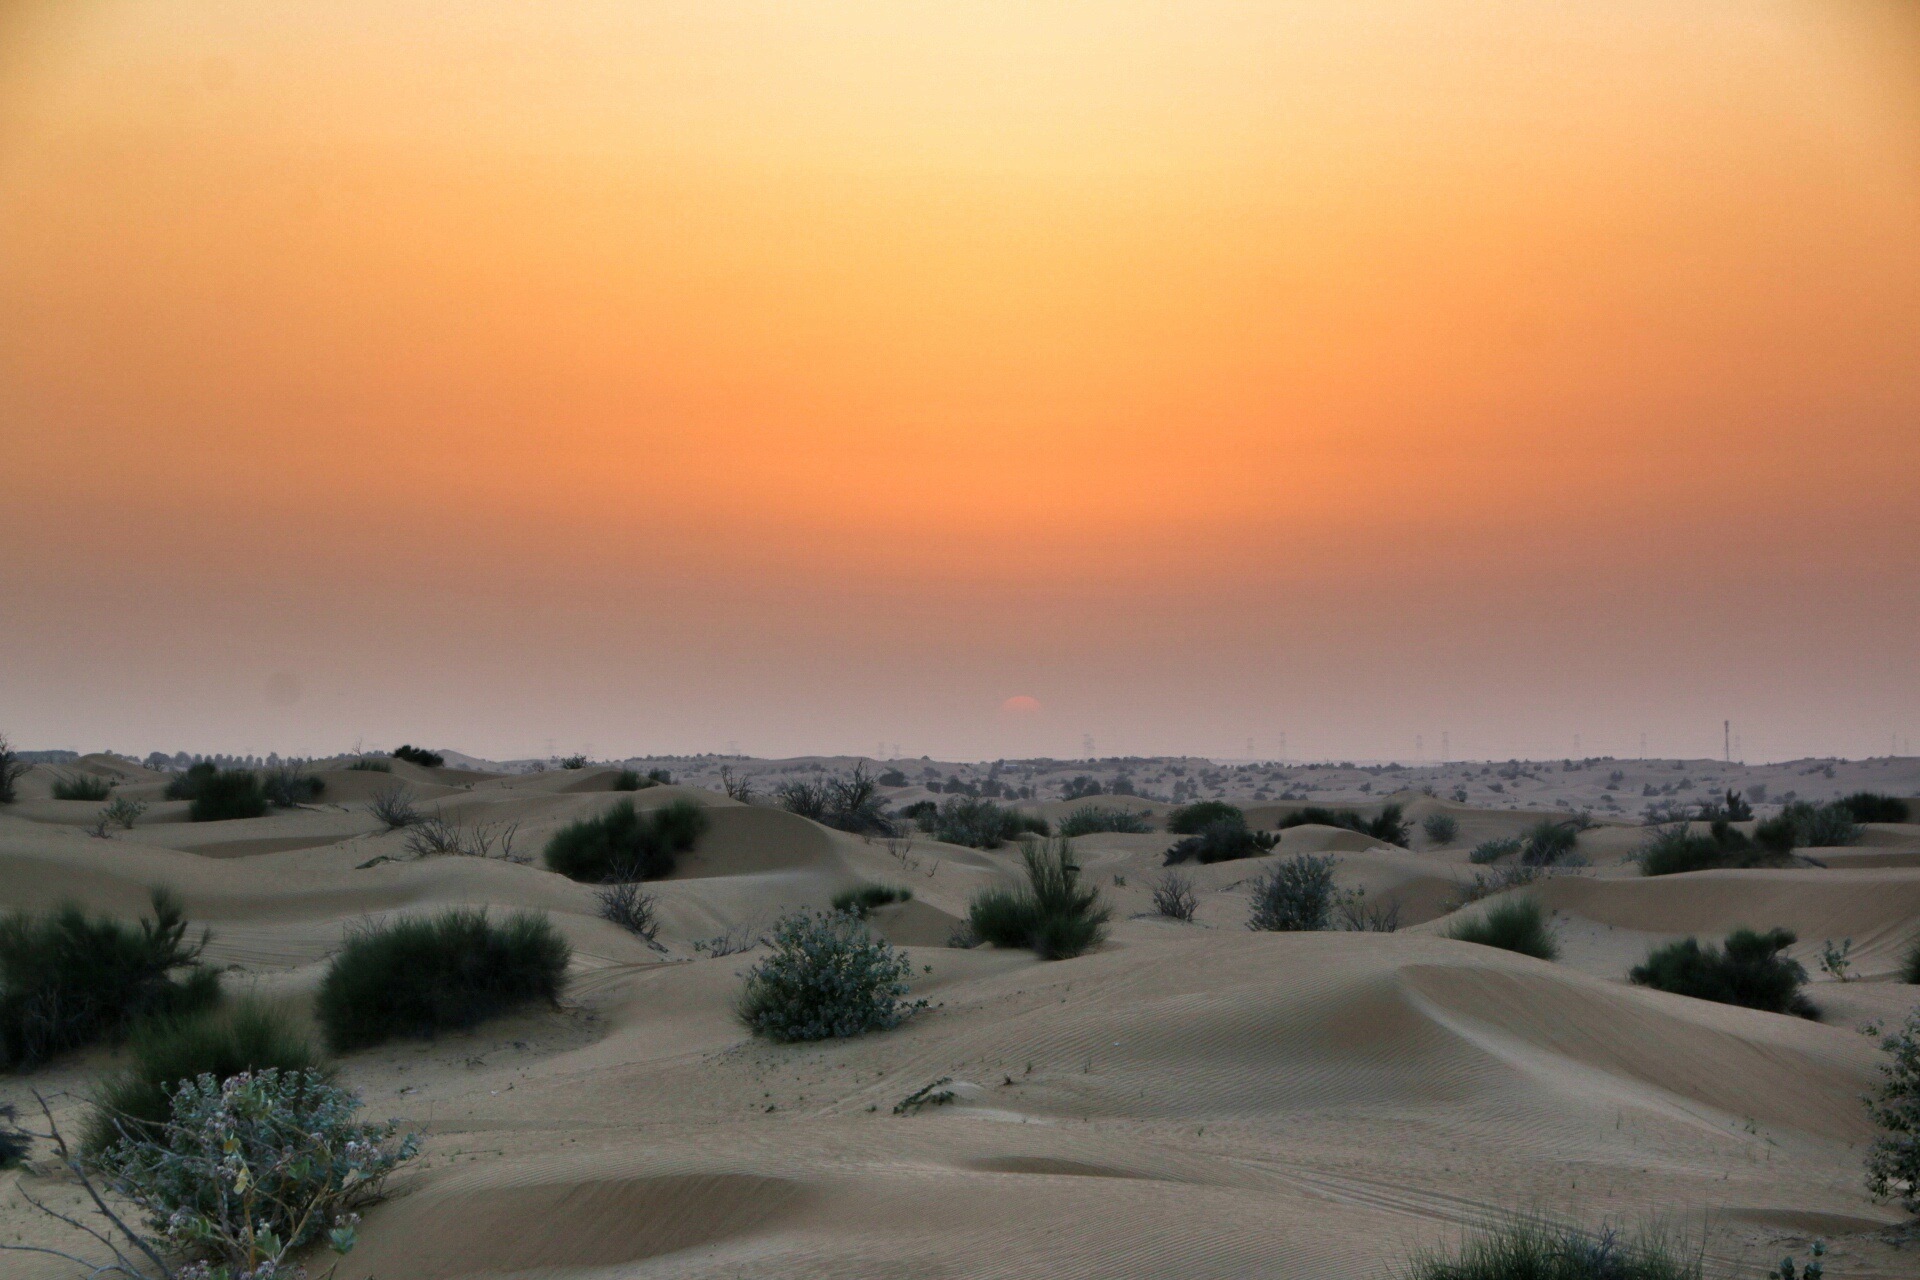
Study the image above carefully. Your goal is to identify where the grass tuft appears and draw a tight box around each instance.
[967,838,1111,959]
[1401,1216,1703,1280]
[51,773,113,801]
[1446,897,1559,960]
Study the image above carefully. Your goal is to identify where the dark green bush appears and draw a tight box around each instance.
[1057,804,1154,837]
[831,884,913,918]
[1447,897,1559,960]
[1902,934,1920,985]
[261,766,325,808]
[776,765,894,835]
[967,839,1110,959]
[899,799,937,823]
[544,798,709,882]
[612,768,648,791]
[931,796,1046,849]
[1521,819,1580,866]
[1168,800,1242,834]
[560,754,588,770]
[1276,804,1409,846]
[1403,1216,1702,1280]
[164,761,218,801]
[737,911,922,1042]
[51,773,113,801]
[0,889,220,1070]
[1246,854,1337,932]
[1163,817,1279,865]
[188,769,268,822]
[391,745,444,768]
[315,909,570,1051]
[84,997,327,1153]
[1842,791,1910,824]
[1783,799,1862,847]
[1753,812,1798,857]
[1422,813,1460,846]
[1628,927,1816,1018]
[0,733,26,804]
[1637,820,1786,876]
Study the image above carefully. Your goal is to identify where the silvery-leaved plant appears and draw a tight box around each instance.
[737,909,926,1042]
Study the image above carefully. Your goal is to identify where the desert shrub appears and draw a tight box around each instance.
[967,839,1111,959]
[1842,791,1911,824]
[1169,800,1242,834]
[544,798,709,882]
[1784,800,1862,847]
[931,796,1045,849]
[1521,819,1581,866]
[831,884,913,918]
[1628,927,1816,1018]
[84,997,327,1154]
[0,889,220,1070]
[1060,774,1104,801]
[164,761,218,800]
[775,778,830,820]
[775,765,895,835]
[1447,897,1559,960]
[345,756,391,772]
[1246,854,1338,932]
[1469,836,1522,864]
[102,794,147,829]
[1753,812,1799,856]
[560,754,588,769]
[315,908,570,1051]
[899,798,937,823]
[595,880,660,943]
[646,767,673,784]
[0,733,26,804]
[1163,817,1279,865]
[1277,805,1409,846]
[391,744,444,767]
[612,767,647,791]
[1057,804,1154,837]
[188,769,268,822]
[1402,1216,1703,1280]
[876,768,908,787]
[1636,820,1784,876]
[737,910,923,1042]
[1866,1008,1920,1213]
[1150,870,1198,921]
[261,765,325,808]
[96,1068,417,1279]
[51,772,113,801]
[367,781,422,830]
[1905,934,1920,985]
[1422,813,1460,846]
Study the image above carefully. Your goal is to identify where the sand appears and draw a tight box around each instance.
[3,755,1918,1278]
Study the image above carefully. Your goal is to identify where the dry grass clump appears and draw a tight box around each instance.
[1150,870,1198,922]
[1401,1216,1703,1280]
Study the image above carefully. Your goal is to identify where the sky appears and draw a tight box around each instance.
[2,0,1917,765]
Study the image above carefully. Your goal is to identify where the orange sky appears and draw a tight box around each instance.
[2,1,1917,762]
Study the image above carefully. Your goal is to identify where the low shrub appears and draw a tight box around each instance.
[596,880,661,944]
[1057,804,1154,837]
[1469,836,1522,864]
[831,884,913,918]
[315,908,571,1051]
[1150,870,1198,922]
[737,910,924,1041]
[560,754,589,769]
[1783,799,1862,847]
[1168,800,1242,835]
[967,838,1111,959]
[0,889,220,1070]
[930,796,1046,849]
[1446,897,1559,960]
[84,997,327,1154]
[261,765,325,808]
[1905,934,1920,985]
[96,1068,417,1280]
[1842,791,1911,824]
[775,764,895,835]
[1163,817,1279,865]
[1628,927,1817,1018]
[544,798,709,882]
[1867,1007,1920,1213]
[613,767,648,791]
[1521,819,1580,866]
[391,744,444,768]
[51,773,113,801]
[1637,820,1785,876]
[164,761,218,801]
[101,794,147,829]
[368,782,422,829]
[1422,813,1459,846]
[1753,812,1799,857]
[188,769,268,822]
[1276,804,1410,846]
[345,757,392,772]
[1402,1216,1702,1280]
[0,733,26,804]
[1246,854,1337,932]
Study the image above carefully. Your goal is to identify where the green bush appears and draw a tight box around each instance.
[188,769,269,822]
[1637,820,1785,876]
[315,909,571,1052]
[51,772,112,801]
[345,757,391,772]
[1163,817,1279,865]
[967,839,1110,959]
[1276,804,1409,846]
[930,796,1047,849]
[1866,1008,1920,1213]
[831,884,913,918]
[1628,927,1816,1018]
[0,889,220,1070]
[1753,812,1799,856]
[84,997,327,1154]
[391,744,444,767]
[1057,804,1154,837]
[0,733,26,804]
[560,754,588,769]
[1402,1216,1702,1280]
[261,766,325,808]
[1246,854,1337,932]
[1422,813,1459,846]
[1783,799,1862,847]
[1469,836,1522,864]
[1447,897,1559,960]
[612,767,648,791]
[1842,791,1911,824]
[164,761,217,800]
[1168,801,1242,835]
[737,910,923,1041]
[543,798,709,882]
[1521,819,1580,866]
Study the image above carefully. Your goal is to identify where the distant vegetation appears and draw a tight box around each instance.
[1842,791,1911,824]
[391,744,444,768]
[345,756,392,772]
[738,910,923,1041]
[968,838,1110,959]
[1867,1008,1920,1214]
[544,798,709,882]
[0,733,26,804]
[1446,897,1559,961]
[1400,1216,1702,1280]
[1276,804,1410,847]
[51,772,113,801]
[316,908,570,1051]
[560,754,588,769]
[1167,800,1243,834]
[831,884,913,918]
[261,764,325,807]
[1246,854,1337,932]
[1057,804,1154,837]
[1422,812,1459,846]
[0,889,220,1070]
[613,767,648,791]
[1628,927,1816,1019]
[1470,836,1522,864]
[776,764,895,835]
[1782,799,1864,847]
[1162,813,1279,865]
[926,796,1048,849]
[187,768,269,822]
[1637,818,1795,877]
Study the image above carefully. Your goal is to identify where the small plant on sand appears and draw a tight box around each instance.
[1057,804,1154,837]
[1865,1008,1920,1213]
[1167,800,1242,835]
[831,884,913,919]
[0,888,221,1070]
[594,876,663,946]
[1150,870,1199,922]
[52,772,113,801]
[930,796,1047,849]
[1842,791,1910,824]
[1769,1241,1826,1280]
[720,765,757,801]
[315,908,570,1051]
[1422,813,1460,846]
[1246,854,1337,932]
[0,733,27,804]
[261,765,325,808]
[1469,836,1522,864]
[544,798,709,882]
[1400,1215,1703,1280]
[84,996,328,1154]
[1521,818,1581,866]
[188,769,269,822]
[737,910,924,1042]
[1629,927,1817,1019]
[1446,897,1559,960]
[102,794,148,830]
[968,838,1111,959]
[1819,938,1855,982]
[367,781,422,829]
[345,756,392,772]
[1162,815,1279,866]
[391,744,444,768]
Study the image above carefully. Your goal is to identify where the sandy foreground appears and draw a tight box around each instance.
[3,755,1919,1279]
